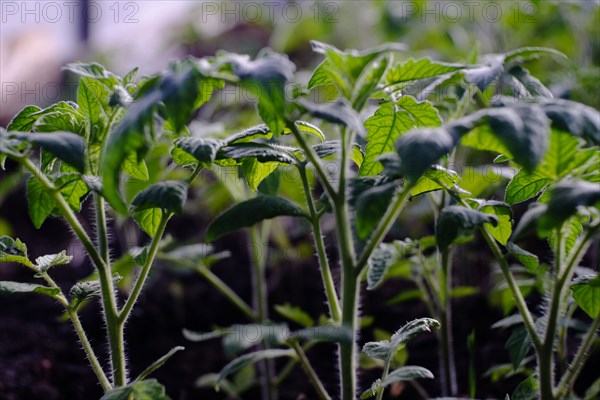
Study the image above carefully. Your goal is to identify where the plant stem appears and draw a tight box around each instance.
[375,355,393,400]
[68,308,112,390]
[289,341,332,400]
[19,158,125,387]
[248,223,276,400]
[159,255,258,321]
[356,187,412,273]
[119,212,170,323]
[299,164,341,322]
[479,228,542,350]
[286,119,337,200]
[93,194,127,386]
[439,248,457,396]
[274,342,316,386]
[40,273,111,391]
[554,313,600,398]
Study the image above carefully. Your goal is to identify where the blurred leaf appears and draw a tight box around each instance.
[367,243,395,290]
[216,350,294,387]
[506,242,539,271]
[0,236,32,267]
[571,275,600,319]
[385,58,466,86]
[275,303,314,327]
[538,180,600,232]
[131,180,188,214]
[298,98,366,136]
[99,379,171,400]
[206,195,307,242]
[506,325,531,370]
[436,205,497,250]
[0,281,60,298]
[410,165,460,197]
[511,376,539,400]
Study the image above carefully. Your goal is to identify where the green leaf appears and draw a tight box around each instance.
[26,177,55,229]
[78,77,110,144]
[541,99,600,145]
[226,124,272,144]
[298,99,366,136]
[16,132,86,173]
[384,365,434,384]
[363,318,439,360]
[205,195,307,242]
[354,181,397,240]
[35,250,71,272]
[7,105,42,131]
[361,366,434,399]
[367,243,395,290]
[312,141,364,167]
[385,58,466,86]
[216,349,294,387]
[131,180,188,214]
[538,180,600,232]
[241,158,279,191]
[274,303,314,327]
[395,125,460,183]
[360,98,441,176]
[224,50,295,134]
[291,325,353,344]
[63,62,119,88]
[537,129,580,180]
[0,281,60,298]
[410,165,461,197]
[217,143,297,165]
[32,107,86,136]
[55,174,89,211]
[173,137,223,165]
[571,275,600,319]
[0,236,32,268]
[508,66,553,98]
[352,53,391,110]
[122,151,149,181]
[308,40,404,98]
[436,205,498,250]
[480,106,550,172]
[99,379,171,400]
[505,170,552,205]
[134,208,163,237]
[506,325,531,370]
[506,242,539,271]
[479,201,513,245]
[503,47,567,65]
[511,376,539,400]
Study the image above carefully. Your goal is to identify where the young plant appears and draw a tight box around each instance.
[0,61,225,397]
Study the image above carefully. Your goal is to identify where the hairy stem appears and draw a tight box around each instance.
[375,355,393,400]
[249,223,276,400]
[299,164,341,322]
[119,212,170,323]
[93,194,126,386]
[439,248,457,396]
[40,273,111,391]
[290,341,332,400]
[356,187,412,273]
[554,313,600,398]
[19,158,124,386]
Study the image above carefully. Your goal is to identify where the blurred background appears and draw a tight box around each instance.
[1,1,599,399]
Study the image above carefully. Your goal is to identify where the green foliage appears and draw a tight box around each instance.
[435,205,497,250]
[205,195,308,242]
[99,379,171,400]
[572,276,600,319]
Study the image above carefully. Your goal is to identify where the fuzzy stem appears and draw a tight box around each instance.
[248,223,276,400]
[19,158,122,387]
[554,313,600,398]
[439,248,457,396]
[298,164,341,322]
[290,341,332,400]
[355,187,412,273]
[375,355,393,400]
[273,342,316,386]
[40,273,111,391]
[119,212,170,323]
